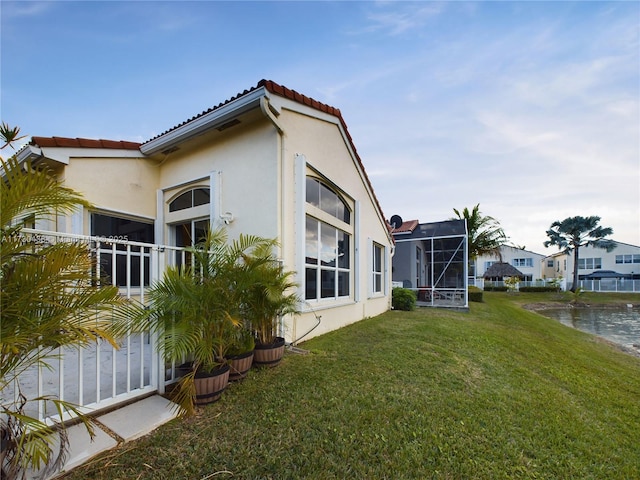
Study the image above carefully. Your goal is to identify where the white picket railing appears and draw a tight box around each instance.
[578,279,640,293]
[1,229,190,423]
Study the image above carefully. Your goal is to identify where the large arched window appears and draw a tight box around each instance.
[304,177,353,301]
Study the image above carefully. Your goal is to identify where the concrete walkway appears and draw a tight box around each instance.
[33,395,178,479]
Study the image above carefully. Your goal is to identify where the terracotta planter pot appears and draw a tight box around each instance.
[227,350,254,381]
[193,364,230,405]
[253,337,285,368]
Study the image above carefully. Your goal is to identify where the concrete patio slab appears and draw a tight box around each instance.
[27,421,116,480]
[62,420,119,472]
[25,395,178,479]
[98,394,178,442]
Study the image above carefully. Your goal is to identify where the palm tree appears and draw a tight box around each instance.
[1,128,135,479]
[452,204,507,261]
[241,243,300,346]
[544,216,616,292]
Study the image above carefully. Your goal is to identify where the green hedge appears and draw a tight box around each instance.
[392,288,417,311]
[519,286,561,293]
[484,285,508,292]
[468,286,483,302]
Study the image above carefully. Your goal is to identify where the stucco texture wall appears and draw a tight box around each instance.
[63,156,159,222]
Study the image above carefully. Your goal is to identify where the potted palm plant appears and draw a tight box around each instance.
[225,326,255,381]
[138,229,276,415]
[242,247,300,368]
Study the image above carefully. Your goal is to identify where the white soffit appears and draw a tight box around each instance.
[140,87,267,156]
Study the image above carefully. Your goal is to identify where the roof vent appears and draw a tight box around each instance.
[161,146,179,155]
[217,119,241,131]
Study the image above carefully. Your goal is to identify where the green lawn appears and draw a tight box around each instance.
[64,292,640,480]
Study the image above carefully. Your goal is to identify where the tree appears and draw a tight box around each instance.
[1,125,136,479]
[452,204,507,260]
[543,216,616,292]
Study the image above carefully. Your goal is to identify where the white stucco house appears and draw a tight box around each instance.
[18,79,394,342]
[10,80,395,432]
[542,240,640,291]
[473,245,546,288]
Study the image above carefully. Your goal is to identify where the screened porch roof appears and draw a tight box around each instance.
[392,219,467,241]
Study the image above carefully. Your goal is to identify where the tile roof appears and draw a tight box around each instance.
[141,79,344,146]
[31,136,141,150]
[393,219,467,240]
[140,79,387,231]
[392,219,419,234]
[25,80,389,237]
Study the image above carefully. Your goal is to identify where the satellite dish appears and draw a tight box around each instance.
[390,215,403,229]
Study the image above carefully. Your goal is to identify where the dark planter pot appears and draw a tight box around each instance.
[226,350,254,381]
[253,337,285,368]
[189,364,230,405]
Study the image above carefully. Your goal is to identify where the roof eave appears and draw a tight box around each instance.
[140,87,267,156]
[16,145,45,164]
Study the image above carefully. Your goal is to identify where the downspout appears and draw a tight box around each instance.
[260,95,284,257]
[260,96,291,339]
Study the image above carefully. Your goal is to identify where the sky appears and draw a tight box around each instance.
[2,1,639,253]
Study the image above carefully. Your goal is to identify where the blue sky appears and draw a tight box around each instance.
[2,1,639,252]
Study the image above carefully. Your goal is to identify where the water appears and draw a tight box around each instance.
[542,307,640,351]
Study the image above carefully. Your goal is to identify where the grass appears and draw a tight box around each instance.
[63,292,640,480]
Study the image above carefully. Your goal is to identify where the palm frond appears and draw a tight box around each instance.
[1,156,91,229]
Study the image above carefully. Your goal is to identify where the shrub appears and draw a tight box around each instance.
[468,286,483,302]
[392,288,417,311]
[519,286,562,293]
[484,285,508,292]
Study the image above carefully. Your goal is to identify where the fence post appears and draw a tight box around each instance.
[150,246,164,394]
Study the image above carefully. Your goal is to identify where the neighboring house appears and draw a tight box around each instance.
[14,79,394,416]
[391,218,468,308]
[483,262,525,282]
[542,240,640,291]
[474,245,546,288]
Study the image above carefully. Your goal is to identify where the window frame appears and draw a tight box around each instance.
[372,241,385,296]
[577,257,602,270]
[512,258,533,268]
[304,176,354,303]
[90,211,155,288]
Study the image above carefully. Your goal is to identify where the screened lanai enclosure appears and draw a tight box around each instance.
[392,219,468,308]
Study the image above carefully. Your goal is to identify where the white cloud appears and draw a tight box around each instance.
[1,1,52,18]
[361,2,446,36]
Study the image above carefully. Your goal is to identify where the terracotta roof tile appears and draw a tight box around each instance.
[31,136,141,150]
[393,220,419,234]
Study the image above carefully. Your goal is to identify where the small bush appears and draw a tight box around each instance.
[468,286,483,302]
[392,288,417,311]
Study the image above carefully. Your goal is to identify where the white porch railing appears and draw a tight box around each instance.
[409,287,467,308]
[578,279,640,293]
[1,229,190,423]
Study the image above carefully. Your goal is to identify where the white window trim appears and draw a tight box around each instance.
[369,239,386,298]
[298,155,356,304]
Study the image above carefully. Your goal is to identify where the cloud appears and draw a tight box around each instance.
[1,1,52,18]
[359,2,446,36]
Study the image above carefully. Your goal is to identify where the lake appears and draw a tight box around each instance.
[541,307,640,353]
